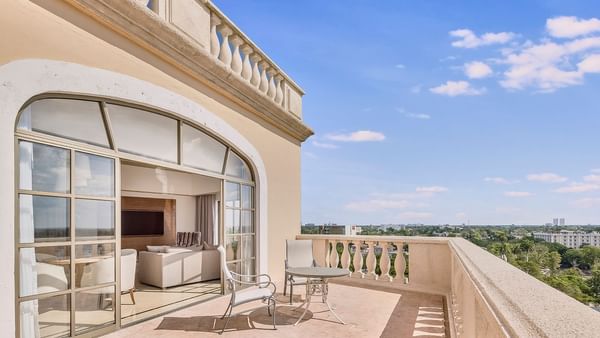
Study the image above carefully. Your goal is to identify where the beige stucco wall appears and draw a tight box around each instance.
[0,1,302,333]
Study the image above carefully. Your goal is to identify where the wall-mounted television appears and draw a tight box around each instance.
[121,210,164,236]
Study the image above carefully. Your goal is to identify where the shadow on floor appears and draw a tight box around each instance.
[155,306,313,334]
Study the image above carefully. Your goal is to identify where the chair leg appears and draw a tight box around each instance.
[220,303,231,319]
[272,298,277,330]
[129,289,136,305]
[283,273,288,296]
[220,304,233,335]
[289,282,293,305]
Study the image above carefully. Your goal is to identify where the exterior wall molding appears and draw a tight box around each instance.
[0,58,270,334]
[63,0,314,142]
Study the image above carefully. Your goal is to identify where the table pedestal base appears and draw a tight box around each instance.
[294,278,345,326]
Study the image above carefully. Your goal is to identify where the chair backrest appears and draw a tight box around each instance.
[217,245,233,281]
[36,262,68,294]
[286,240,314,268]
[120,249,137,291]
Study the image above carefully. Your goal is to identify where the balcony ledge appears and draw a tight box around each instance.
[62,0,314,142]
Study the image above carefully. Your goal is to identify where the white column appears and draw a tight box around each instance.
[217,26,233,67]
[209,13,221,58]
[275,75,284,105]
[351,241,364,278]
[329,240,339,268]
[241,46,253,81]
[258,61,270,93]
[230,36,243,75]
[250,55,261,87]
[379,242,392,282]
[267,69,277,99]
[392,242,406,284]
[365,241,377,280]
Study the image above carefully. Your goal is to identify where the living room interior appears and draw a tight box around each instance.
[119,161,223,325]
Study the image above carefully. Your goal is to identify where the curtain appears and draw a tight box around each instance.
[197,194,217,245]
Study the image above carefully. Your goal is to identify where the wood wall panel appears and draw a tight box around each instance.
[121,197,176,253]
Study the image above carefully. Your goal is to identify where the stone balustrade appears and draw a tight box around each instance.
[145,0,304,119]
[297,234,600,338]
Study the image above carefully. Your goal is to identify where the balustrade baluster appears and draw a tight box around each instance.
[230,36,243,74]
[351,241,364,278]
[258,61,269,93]
[267,70,277,98]
[365,241,377,280]
[241,46,253,81]
[392,241,406,284]
[217,26,233,66]
[275,75,284,104]
[379,242,392,282]
[210,14,221,58]
[340,241,351,273]
[250,55,261,87]
[329,240,339,268]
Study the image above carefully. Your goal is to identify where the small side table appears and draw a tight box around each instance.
[285,266,349,326]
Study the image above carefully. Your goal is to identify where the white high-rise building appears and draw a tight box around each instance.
[559,218,565,226]
[552,218,559,226]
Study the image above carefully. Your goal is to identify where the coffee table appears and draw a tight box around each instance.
[285,266,349,325]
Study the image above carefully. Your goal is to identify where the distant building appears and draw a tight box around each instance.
[553,218,559,226]
[346,225,362,236]
[533,231,600,248]
[559,218,566,226]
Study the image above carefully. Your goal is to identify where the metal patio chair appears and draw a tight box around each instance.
[217,245,276,334]
[284,239,320,304]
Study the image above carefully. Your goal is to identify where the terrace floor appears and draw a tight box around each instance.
[104,281,448,338]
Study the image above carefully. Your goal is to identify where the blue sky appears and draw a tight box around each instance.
[214,0,600,225]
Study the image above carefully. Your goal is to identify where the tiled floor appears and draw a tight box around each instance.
[121,280,221,325]
[104,280,447,338]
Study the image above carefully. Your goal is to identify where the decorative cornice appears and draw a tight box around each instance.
[62,0,314,142]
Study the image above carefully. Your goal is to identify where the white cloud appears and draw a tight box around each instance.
[430,81,486,96]
[326,130,385,142]
[526,172,568,183]
[496,206,521,214]
[591,168,600,174]
[578,54,600,73]
[311,141,338,149]
[450,29,515,48]
[406,113,431,120]
[571,198,600,208]
[547,16,600,38]
[395,64,406,69]
[484,177,515,184]
[500,37,600,92]
[584,174,600,183]
[456,212,467,219]
[554,182,600,193]
[504,191,533,197]
[416,186,448,193]
[398,211,433,220]
[465,61,493,79]
[302,151,317,159]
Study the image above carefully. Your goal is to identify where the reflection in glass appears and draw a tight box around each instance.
[75,152,114,197]
[181,124,227,173]
[225,152,252,180]
[242,235,255,259]
[19,141,70,193]
[225,182,240,208]
[241,210,253,233]
[20,294,70,338]
[76,244,115,288]
[18,98,109,147]
[75,199,115,239]
[241,185,253,209]
[75,286,115,334]
[20,195,70,243]
[19,247,71,297]
[107,104,178,162]
[241,259,255,281]
[225,209,240,234]
[226,236,241,261]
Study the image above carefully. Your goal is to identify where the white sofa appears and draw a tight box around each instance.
[138,247,220,288]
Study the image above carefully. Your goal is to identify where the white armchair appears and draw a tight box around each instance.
[80,249,137,307]
[217,245,276,334]
[121,249,137,304]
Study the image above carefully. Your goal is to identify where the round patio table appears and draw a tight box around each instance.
[285,267,349,326]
